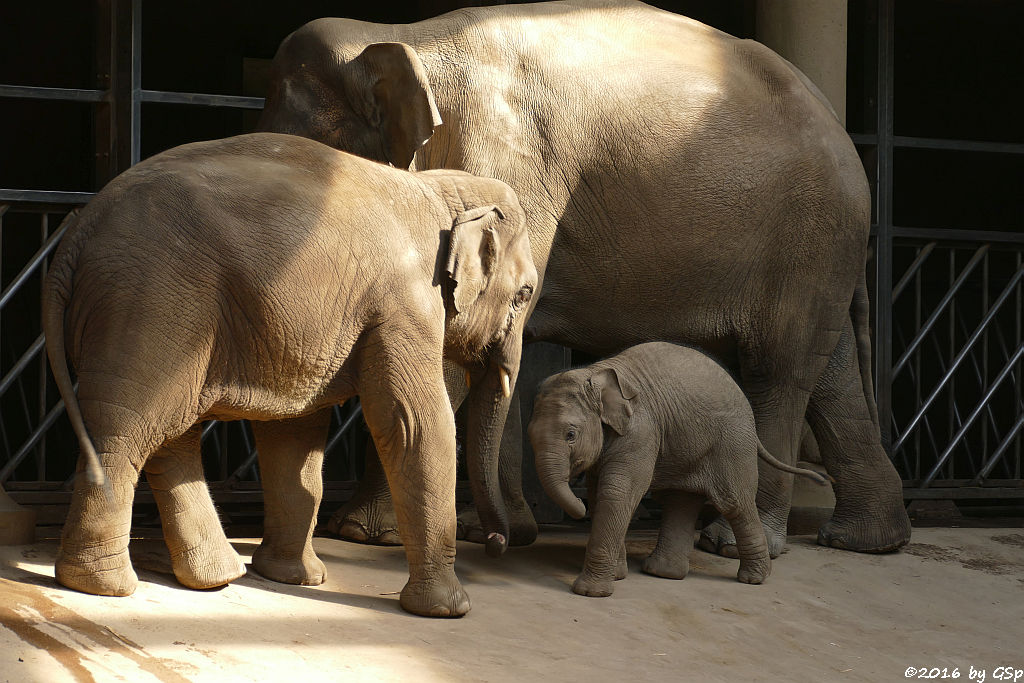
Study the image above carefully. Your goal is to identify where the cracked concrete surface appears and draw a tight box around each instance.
[1,527,1022,682]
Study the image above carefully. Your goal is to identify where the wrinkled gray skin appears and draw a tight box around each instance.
[258,0,911,559]
[528,342,830,597]
[43,133,537,618]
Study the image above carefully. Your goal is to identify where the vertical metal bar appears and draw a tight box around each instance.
[981,250,990,478]
[0,205,7,461]
[94,0,113,187]
[130,0,141,166]
[1017,251,1022,479]
[947,249,955,479]
[873,0,895,448]
[914,245,922,480]
[36,214,49,480]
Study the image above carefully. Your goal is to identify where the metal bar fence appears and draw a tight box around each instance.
[2,0,1022,514]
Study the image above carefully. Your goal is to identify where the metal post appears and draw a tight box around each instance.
[874,0,895,449]
[130,0,141,166]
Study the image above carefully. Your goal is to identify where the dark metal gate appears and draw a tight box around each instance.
[2,1,1022,516]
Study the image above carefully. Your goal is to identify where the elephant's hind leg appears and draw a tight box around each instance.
[250,410,332,585]
[712,491,771,584]
[144,426,245,589]
[808,318,910,553]
[642,490,703,580]
[56,398,154,596]
[56,449,141,596]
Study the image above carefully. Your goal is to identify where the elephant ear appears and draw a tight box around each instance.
[350,42,443,169]
[445,206,505,315]
[590,367,637,435]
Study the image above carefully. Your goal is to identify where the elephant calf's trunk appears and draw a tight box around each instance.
[535,452,587,520]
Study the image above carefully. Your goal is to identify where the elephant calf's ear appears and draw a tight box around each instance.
[445,206,504,314]
[591,368,636,435]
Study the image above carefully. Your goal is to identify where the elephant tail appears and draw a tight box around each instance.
[756,439,832,486]
[42,213,106,487]
[852,267,881,431]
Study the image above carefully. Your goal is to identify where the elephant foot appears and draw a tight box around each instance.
[455,503,538,547]
[252,544,326,586]
[615,553,628,580]
[171,542,246,590]
[327,496,402,546]
[399,570,471,618]
[55,547,138,597]
[698,517,785,559]
[571,573,614,597]
[642,553,689,580]
[817,508,911,554]
[736,555,771,584]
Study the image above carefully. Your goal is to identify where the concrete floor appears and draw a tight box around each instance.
[1,526,1022,682]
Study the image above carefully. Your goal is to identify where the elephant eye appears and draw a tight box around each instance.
[512,284,533,310]
[566,429,577,442]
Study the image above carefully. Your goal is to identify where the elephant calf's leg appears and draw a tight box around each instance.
[327,440,401,545]
[251,411,331,586]
[145,426,245,590]
[642,490,703,580]
[716,493,771,585]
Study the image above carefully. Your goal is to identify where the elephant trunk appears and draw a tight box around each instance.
[534,448,587,520]
[465,343,522,558]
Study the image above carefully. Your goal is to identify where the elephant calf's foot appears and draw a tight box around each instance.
[399,570,471,618]
[571,573,614,597]
[327,497,401,546]
[55,548,138,597]
[252,544,326,586]
[456,503,539,547]
[171,542,246,590]
[698,517,786,559]
[736,555,771,584]
[817,509,911,554]
[642,553,689,580]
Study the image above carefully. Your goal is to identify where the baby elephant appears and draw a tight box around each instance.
[44,132,537,618]
[528,341,829,597]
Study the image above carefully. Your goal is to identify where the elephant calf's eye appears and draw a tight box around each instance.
[566,429,577,442]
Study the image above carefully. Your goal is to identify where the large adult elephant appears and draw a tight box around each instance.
[258,0,911,558]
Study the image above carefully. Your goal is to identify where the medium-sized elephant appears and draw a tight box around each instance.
[43,132,537,618]
[527,342,828,597]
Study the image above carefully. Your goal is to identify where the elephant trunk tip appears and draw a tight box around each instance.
[485,532,508,558]
[565,498,587,520]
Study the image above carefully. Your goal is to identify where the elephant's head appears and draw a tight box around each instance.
[259,33,440,170]
[527,367,636,519]
[435,174,537,556]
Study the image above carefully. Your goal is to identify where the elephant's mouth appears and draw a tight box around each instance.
[464,364,513,398]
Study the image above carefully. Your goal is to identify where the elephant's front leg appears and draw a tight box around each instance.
[326,441,401,545]
[144,426,246,589]
[361,374,468,617]
[250,410,332,585]
[585,468,626,580]
[574,455,654,597]
[327,359,468,546]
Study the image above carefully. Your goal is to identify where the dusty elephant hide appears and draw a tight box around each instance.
[43,132,537,618]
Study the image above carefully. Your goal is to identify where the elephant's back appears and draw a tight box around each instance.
[610,342,750,418]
